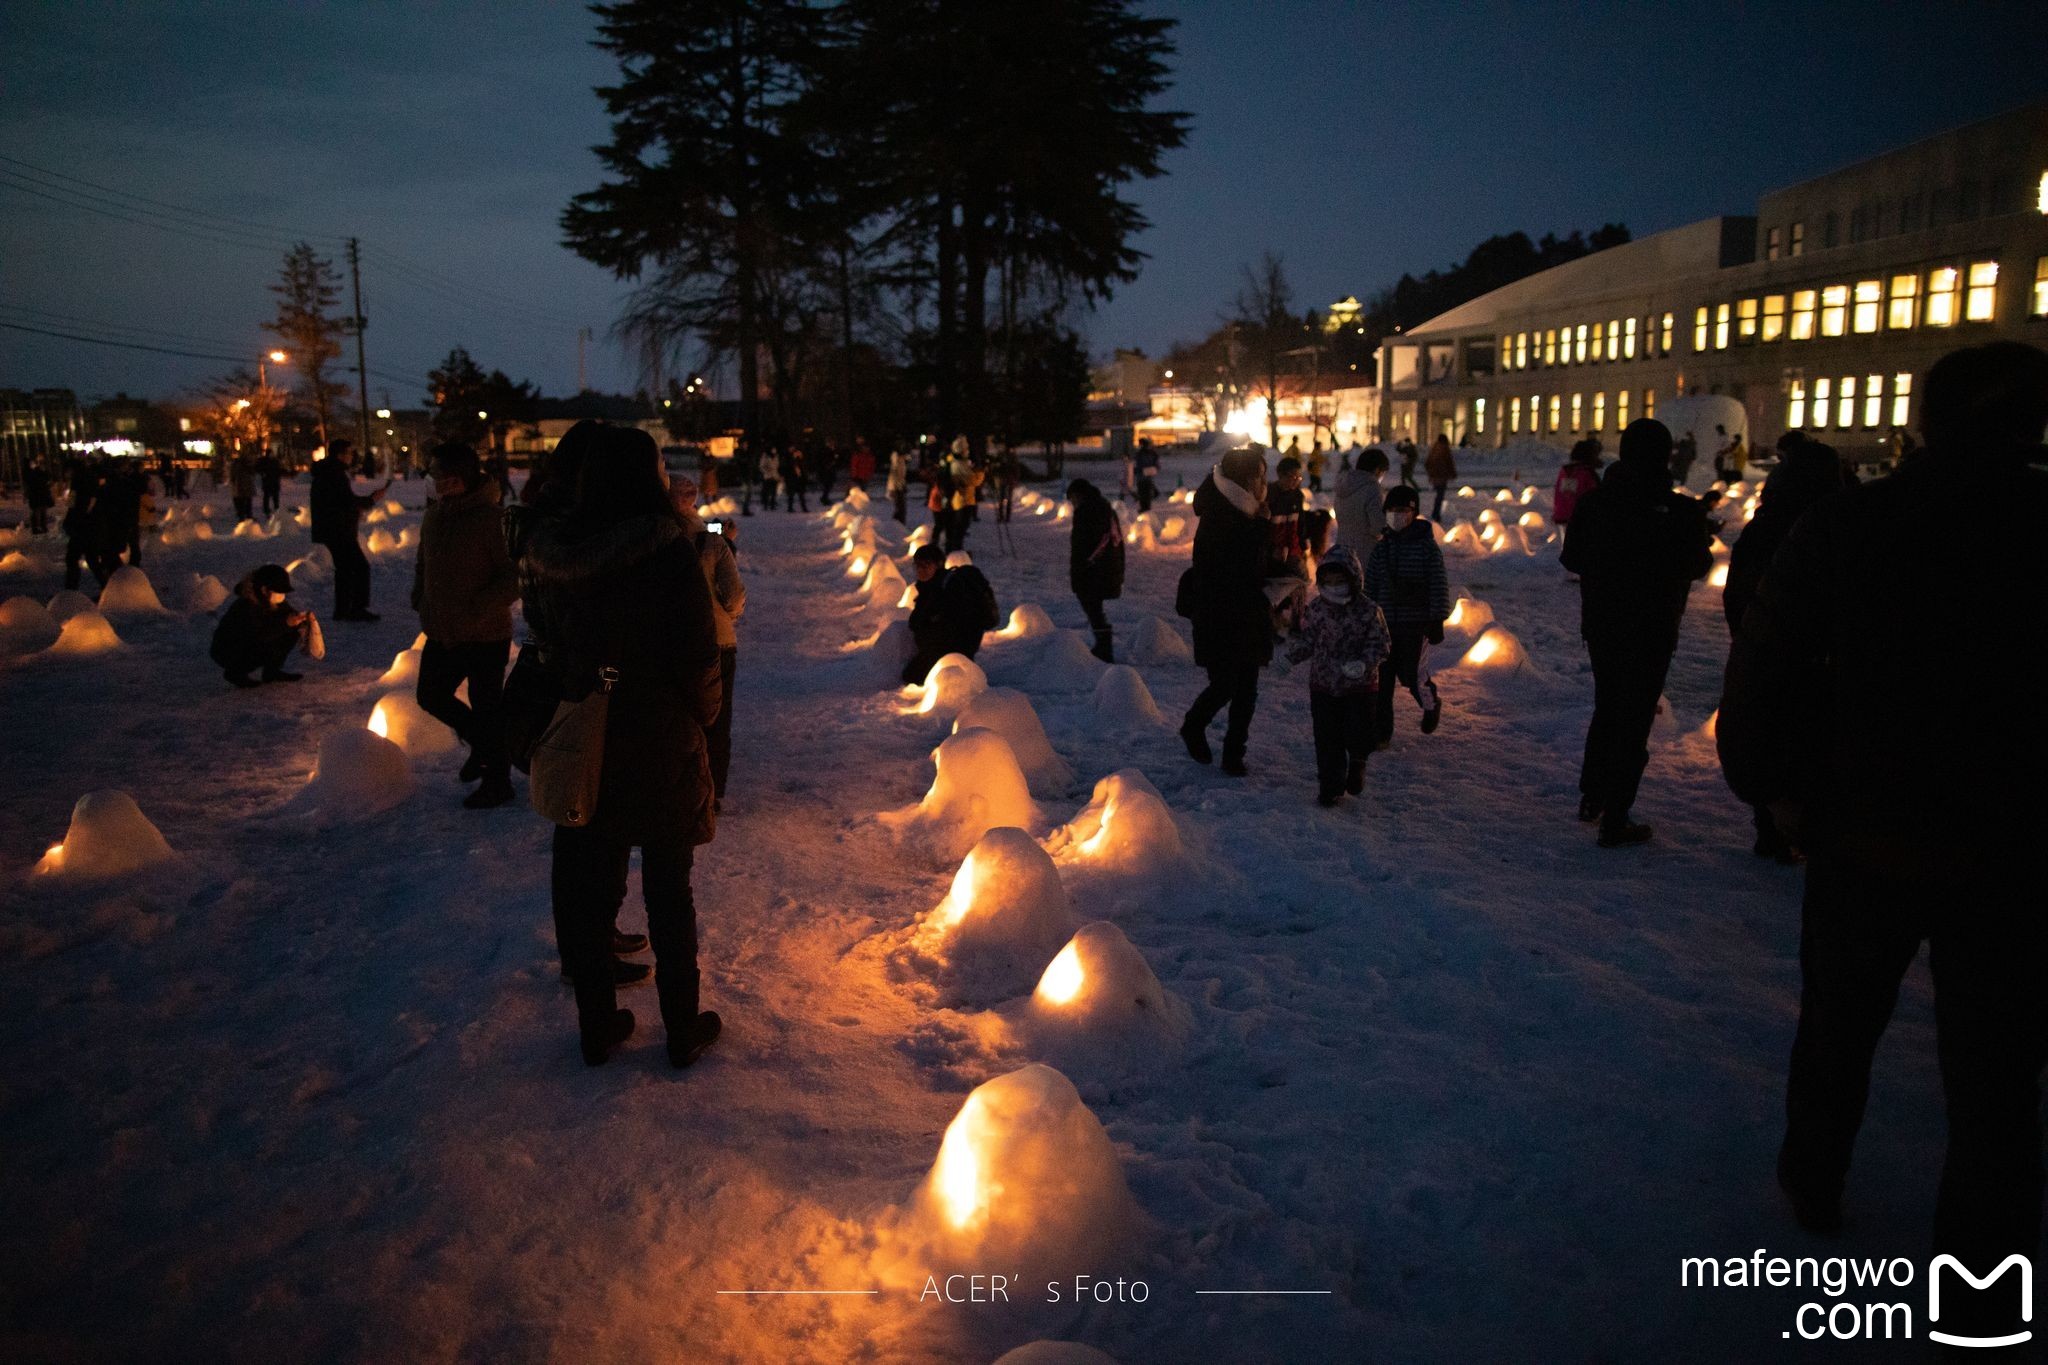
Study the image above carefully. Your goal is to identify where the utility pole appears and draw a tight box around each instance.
[576,327,590,394]
[347,238,372,470]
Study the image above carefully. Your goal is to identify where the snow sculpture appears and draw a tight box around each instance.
[301,544,334,572]
[1091,666,1163,727]
[990,602,1056,642]
[285,556,328,584]
[97,565,165,615]
[364,507,388,525]
[34,790,174,879]
[231,518,269,538]
[188,575,230,613]
[1457,626,1531,674]
[953,688,1073,794]
[861,619,917,687]
[907,1065,1138,1279]
[0,551,31,574]
[1049,770,1181,875]
[913,652,988,716]
[366,690,458,757]
[378,648,421,689]
[1028,921,1190,1049]
[0,596,60,655]
[1024,631,1108,692]
[861,556,906,602]
[383,498,404,516]
[46,589,97,625]
[1441,523,1483,555]
[1442,596,1495,640]
[909,827,1076,1000]
[283,727,414,822]
[944,550,973,569]
[993,1345,1120,1365]
[904,524,932,551]
[192,521,214,540]
[1124,617,1190,667]
[44,609,122,657]
[881,727,1036,862]
[365,528,398,554]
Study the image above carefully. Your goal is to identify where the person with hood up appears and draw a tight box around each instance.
[1066,479,1124,662]
[1285,542,1392,806]
[1424,433,1457,522]
[1178,448,1273,777]
[527,425,723,1069]
[412,441,520,809]
[1553,439,1603,527]
[1362,484,1449,746]
[1332,444,1390,551]
[210,563,319,687]
[670,474,746,806]
[309,439,390,621]
[1560,418,1712,846]
[1719,342,2048,1291]
[902,543,999,687]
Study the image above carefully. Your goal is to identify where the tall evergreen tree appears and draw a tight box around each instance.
[427,348,490,447]
[264,243,346,452]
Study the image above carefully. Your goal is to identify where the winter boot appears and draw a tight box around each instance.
[1178,720,1213,765]
[1344,760,1367,796]
[1776,1149,1843,1234]
[1577,795,1604,824]
[1220,748,1248,778]
[1420,684,1442,734]
[1316,787,1341,808]
[261,667,303,683]
[1090,628,1114,664]
[668,1010,723,1069]
[579,1008,635,1066]
[610,928,649,955]
[1598,818,1653,848]
[463,776,516,809]
[459,750,486,783]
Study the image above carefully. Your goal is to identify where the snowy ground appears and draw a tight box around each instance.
[0,455,1954,1363]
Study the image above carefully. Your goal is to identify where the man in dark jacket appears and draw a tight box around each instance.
[62,464,110,590]
[1362,484,1449,744]
[413,442,520,808]
[1066,479,1124,662]
[209,563,313,687]
[255,451,283,516]
[310,439,390,621]
[25,460,55,535]
[1179,448,1273,776]
[1559,418,1711,846]
[902,544,997,686]
[1720,343,2048,1307]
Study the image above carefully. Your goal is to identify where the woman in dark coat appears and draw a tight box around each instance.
[1179,448,1273,776]
[1066,478,1124,662]
[529,426,724,1068]
[308,441,389,621]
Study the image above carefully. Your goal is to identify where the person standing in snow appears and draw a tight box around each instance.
[529,425,723,1069]
[886,445,910,524]
[412,442,520,809]
[783,446,809,512]
[757,446,780,511]
[1719,342,2048,1301]
[310,439,390,622]
[1266,456,1309,579]
[902,543,998,687]
[229,453,257,524]
[25,459,55,535]
[1285,543,1392,807]
[670,475,746,808]
[209,563,317,687]
[256,450,283,517]
[1332,445,1389,552]
[1552,440,1603,528]
[1135,438,1160,513]
[1560,418,1711,847]
[1305,441,1328,494]
[61,464,109,590]
[1671,432,1700,487]
[1066,479,1124,662]
[1423,433,1457,524]
[1362,484,1448,746]
[1178,448,1273,777]
[848,437,875,493]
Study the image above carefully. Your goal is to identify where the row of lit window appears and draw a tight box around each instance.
[1787,373,1913,432]
[1501,389,1658,436]
[1692,260,2016,351]
[1499,315,1677,371]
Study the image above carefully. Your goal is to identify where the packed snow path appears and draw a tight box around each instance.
[0,461,1948,1362]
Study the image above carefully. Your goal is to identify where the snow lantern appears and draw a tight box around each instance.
[1443,596,1495,640]
[861,556,906,600]
[1024,631,1109,692]
[1125,617,1191,667]
[1697,708,1720,743]
[944,550,973,569]
[187,575,230,613]
[192,521,214,540]
[909,826,1076,1000]
[96,565,165,615]
[43,609,122,657]
[1049,770,1182,875]
[881,727,1037,863]
[1494,488,1514,502]
[1651,693,1685,745]
[1517,510,1546,531]
[896,583,918,610]
[1053,504,1070,521]
[953,688,1073,794]
[1441,523,1483,555]
[397,527,417,550]
[364,506,388,525]
[285,556,329,585]
[46,589,97,625]
[1456,485,1476,498]
[383,498,404,516]
[284,727,415,822]
[34,790,174,879]
[1458,626,1530,673]
[365,528,398,555]
[1477,507,1503,528]
[911,1065,1138,1278]
[0,596,60,655]
[1091,665,1164,728]
[1158,514,1189,542]
[860,619,918,688]
[301,544,335,572]
[366,690,458,757]
[231,518,270,538]
[1126,516,1157,552]
[843,487,870,511]
[991,603,1057,642]
[197,503,215,518]
[846,549,874,579]
[378,648,421,689]
[0,551,31,574]
[904,524,932,551]
[992,1344,1120,1365]
[411,631,428,650]
[1028,921,1189,1048]
[1708,562,1729,588]
[1521,486,1539,505]
[912,652,988,716]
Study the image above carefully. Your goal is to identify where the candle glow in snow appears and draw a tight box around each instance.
[1048,770,1181,874]
[1028,921,1190,1050]
[97,566,165,615]
[880,727,1036,863]
[990,603,1056,642]
[43,608,123,657]
[952,688,1072,794]
[284,727,415,821]
[911,652,988,716]
[1458,626,1529,672]
[1091,665,1163,727]
[906,827,1076,1000]
[366,690,459,757]
[34,790,174,879]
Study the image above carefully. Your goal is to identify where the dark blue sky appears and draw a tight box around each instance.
[3,1,2045,405]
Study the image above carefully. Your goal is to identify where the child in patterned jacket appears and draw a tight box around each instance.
[1284,543,1393,807]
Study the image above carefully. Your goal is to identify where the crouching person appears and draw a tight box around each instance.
[901,544,999,687]
[211,563,320,688]
[1284,544,1391,806]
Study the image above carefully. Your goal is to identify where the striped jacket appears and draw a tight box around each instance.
[1362,520,1451,630]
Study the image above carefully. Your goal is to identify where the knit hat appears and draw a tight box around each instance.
[253,564,292,595]
[1382,484,1420,512]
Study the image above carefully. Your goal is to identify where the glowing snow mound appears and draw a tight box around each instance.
[1651,693,1685,745]
[1157,514,1189,542]
[1048,770,1181,874]
[366,690,459,757]
[1518,510,1547,531]
[953,688,1073,794]
[1455,626,1531,674]
[862,619,917,687]
[903,524,932,551]
[364,507,388,525]
[909,827,1076,1000]
[842,487,871,511]
[1443,596,1495,640]
[365,528,398,554]
[913,652,988,716]
[1125,617,1191,666]
[378,648,421,689]
[34,790,173,879]
[1441,523,1484,555]
[1028,921,1189,1047]
[993,1345,1120,1365]
[907,1065,1138,1277]
[0,551,31,574]
[0,596,60,655]
[880,727,1037,863]
[383,498,404,516]
[397,527,417,550]
[188,575,230,613]
[1091,665,1163,726]
[231,518,270,538]
[284,727,415,822]
[1025,631,1108,692]
[990,602,1056,642]
[97,566,165,615]
[1126,515,1157,551]
[301,543,334,572]
[861,556,906,600]
[285,555,328,584]
[192,521,214,540]
[46,589,97,625]
[44,609,122,657]
[944,550,973,569]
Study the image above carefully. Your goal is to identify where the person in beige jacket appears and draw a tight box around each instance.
[670,475,746,806]
[413,441,521,808]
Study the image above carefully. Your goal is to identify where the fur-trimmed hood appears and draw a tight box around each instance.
[527,512,684,590]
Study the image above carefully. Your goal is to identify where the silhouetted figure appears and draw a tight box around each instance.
[309,439,390,621]
[1066,479,1124,662]
[1179,449,1272,777]
[210,564,314,687]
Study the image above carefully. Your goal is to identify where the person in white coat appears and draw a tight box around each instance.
[1333,444,1390,551]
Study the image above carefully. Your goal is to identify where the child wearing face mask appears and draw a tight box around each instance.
[1284,543,1392,807]
[1362,485,1449,746]
[210,562,322,688]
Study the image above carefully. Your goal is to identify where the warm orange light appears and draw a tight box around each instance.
[938,849,980,927]
[1466,633,1502,665]
[932,1094,986,1229]
[1709,563,1729,588]
[43,842,65,870]
[268,349,289,364]
[1035,940,1084,1006]
[1494,488,1513,502]
[367,704,391,739]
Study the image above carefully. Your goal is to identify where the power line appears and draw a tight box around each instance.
[0,153,346,244]
[0,320,246,363]
[0,176,297,256]
[0,301,257,353]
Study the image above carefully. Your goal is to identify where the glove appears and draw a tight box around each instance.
[1426,622,1445,645]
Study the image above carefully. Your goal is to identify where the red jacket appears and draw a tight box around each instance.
[1553,463,1600,524]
